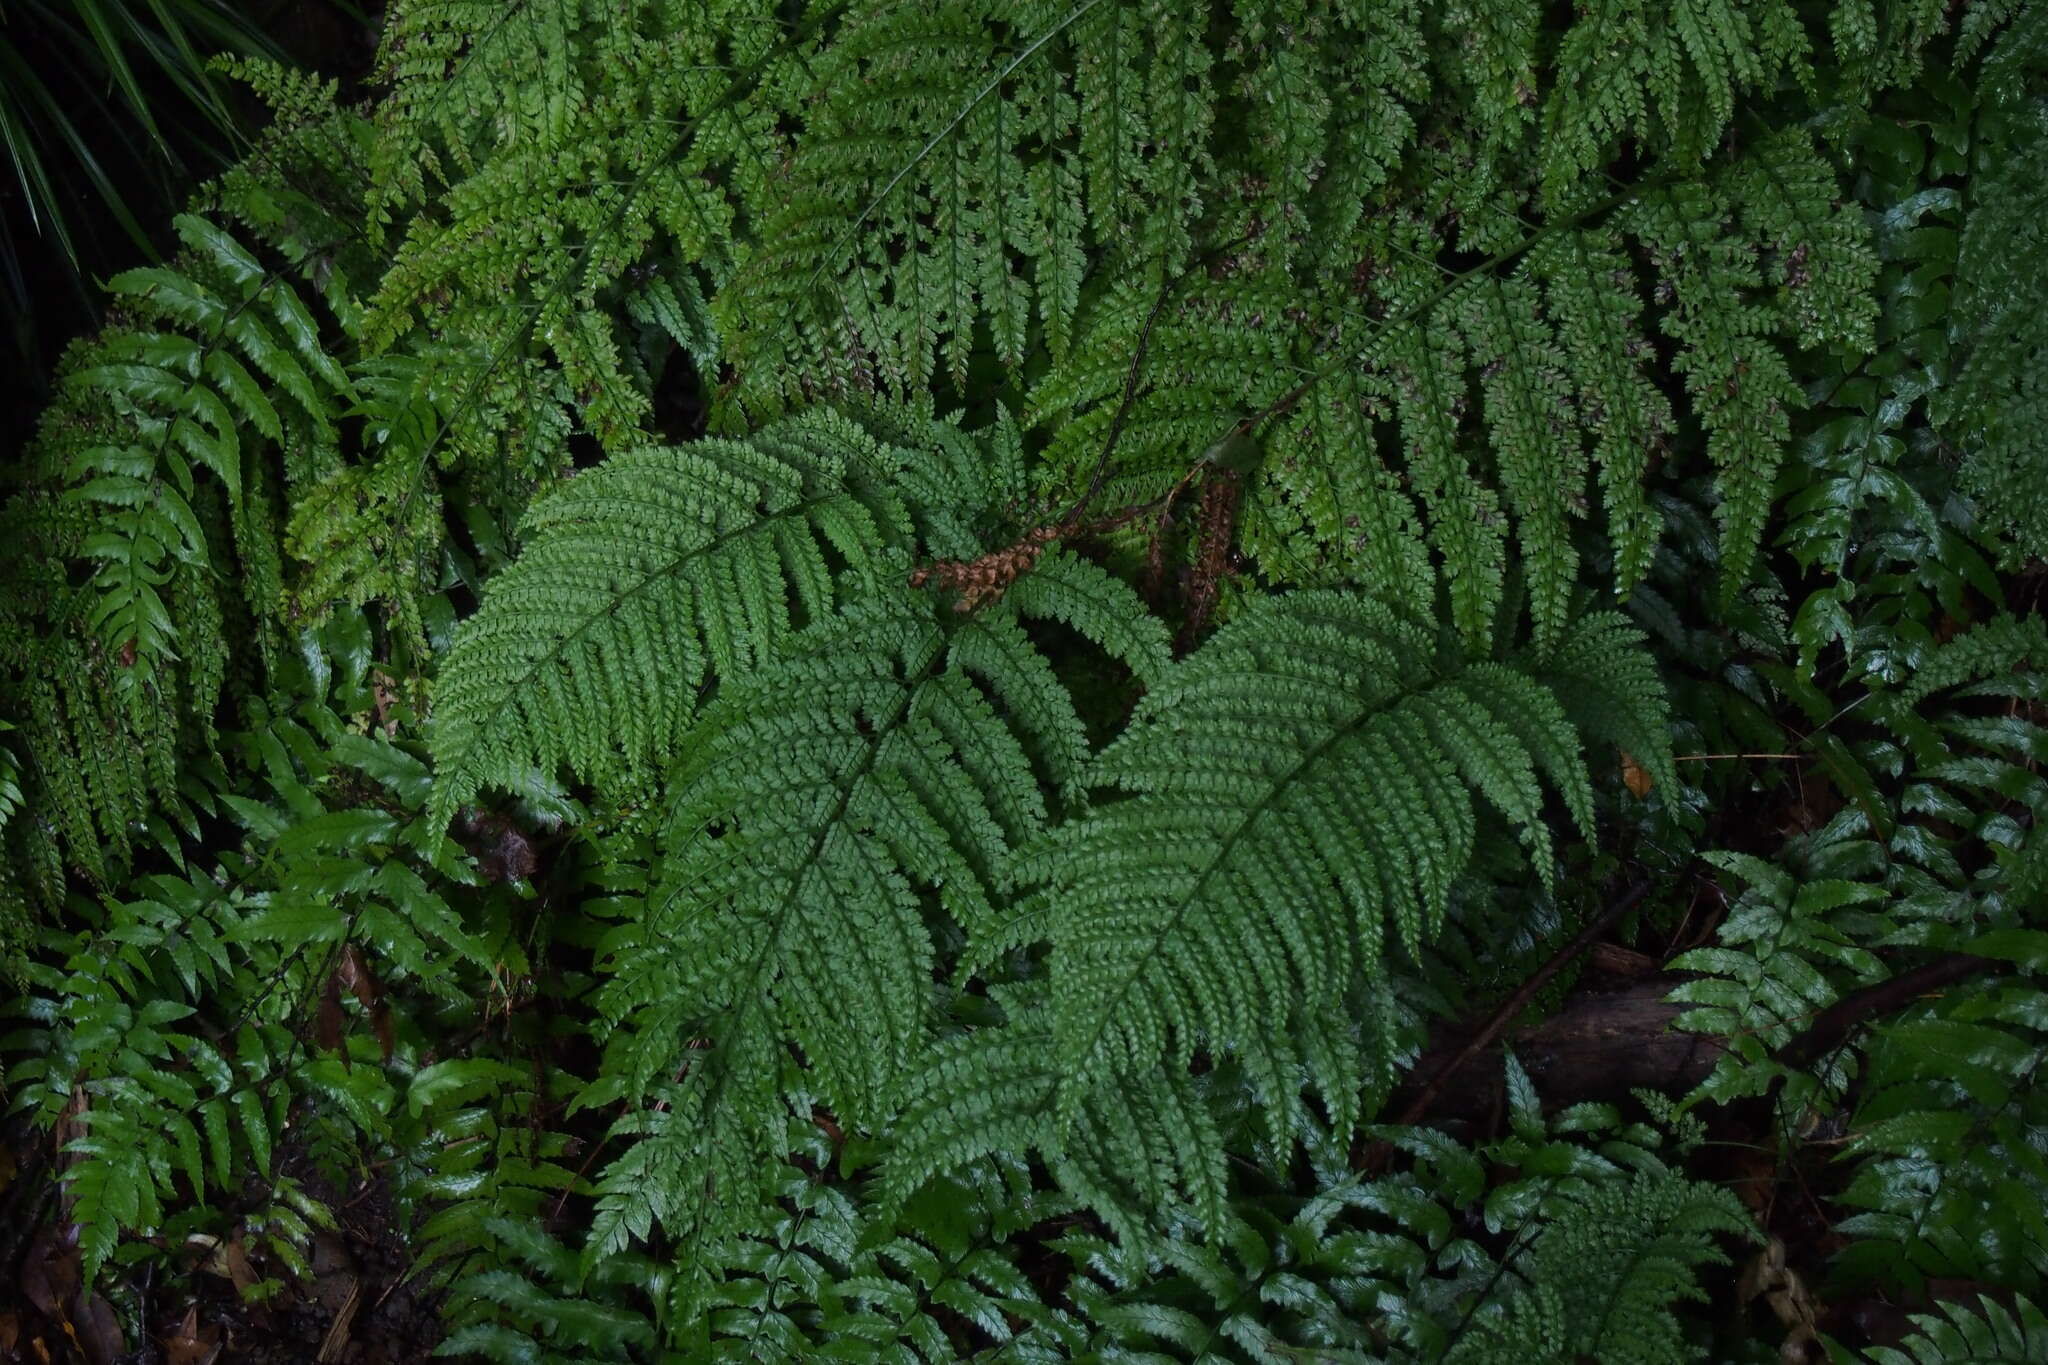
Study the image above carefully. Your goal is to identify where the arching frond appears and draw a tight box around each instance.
[584,554,1168,1282]
[429,407,1012,824]
[1035,592,1661,1132]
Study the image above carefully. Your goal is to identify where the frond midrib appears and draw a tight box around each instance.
[1057,656,1455,1093]
[435,481,868,803]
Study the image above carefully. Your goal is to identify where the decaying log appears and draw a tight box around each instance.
[1394,951,2002,1122]
[1393,978,1726,1121]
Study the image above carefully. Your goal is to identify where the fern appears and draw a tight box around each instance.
[1030,590,1666,1130]
[0,204,355,893]
[882,589,1671,1240]
[1937,3,2048,559]
[1854,1292,2048,1365]
[1667,852,1891,1109]
[71,211,356,675]
[350,0,1921,644]
[1440,1172,1754,1365]
[1831,930,2048,1294]
[429,405,1025,823]
[364,0,804,447]
[0,64,406,918]
[1666,610,2048,1295]
[9,4,2043,1362]
[1020,1071,1754,1365]
[585,548,1168,1272]
[7,692,511,1284]
[426,400,1676,1308]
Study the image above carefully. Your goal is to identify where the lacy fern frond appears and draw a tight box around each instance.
[0,186,361,898]
[365,0,805,447]
[721,0,1226,403]
[57,209,353,689]
[1032,591,1664,1134]
[428,406,1022,824]
[1938,4,2048,559]
[1441,1171,1754,1365]
[1029,128,1871,641]
[883,592,1669,1237]
[584,550,1167,1274]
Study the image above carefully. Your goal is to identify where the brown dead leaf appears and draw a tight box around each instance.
[223,1238,259,1298]
[319,943,395,1067]
[1620,749,1654,799]
[20,1225,78,1319]
[162,1305,223,1365]
[70,1290,122,1365]
[316,975,347,1062]
[336,943,374,1009]
[0,1309,19,1351]
[338,943,394,1062]
[1738,1238,1822,1364]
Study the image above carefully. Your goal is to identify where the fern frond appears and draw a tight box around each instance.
[1443,1171,1753,1365]
[1667,852,1891,1106]
[365,0,805,447]
[1834,961,2048,1293]
[429,407,1011,824]
[1032,592,1656,1144]
[1938,3,2048,560]
[1861,1292,2048,1365]
[883,983,1232,1248]
[722,0,1226,406]
[877,592,1666,1228]
[59,212,352,688]
[585,556,1167,1273]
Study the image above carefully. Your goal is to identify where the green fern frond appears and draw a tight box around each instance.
[585,555,1167,1272]
[722,0,1226,406]
[366,0,804,447]
[430,406,1016,825]
[0,150,373,896]
[1033,592,1656,1137]
[59,211,352,687]
[1938,3,2048,560]
[1668,852,1891,1106]
[1621,181,1803,598]
[883,983,1232,1248]
[1537,0,1859,202]
[1443,1170,1753,1365]
[1859,1292,2048,1365]
[1834,959,2048,1293]
[881,594,1668,1239]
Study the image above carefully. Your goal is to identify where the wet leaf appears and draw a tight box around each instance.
[1620,748,1654,798]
